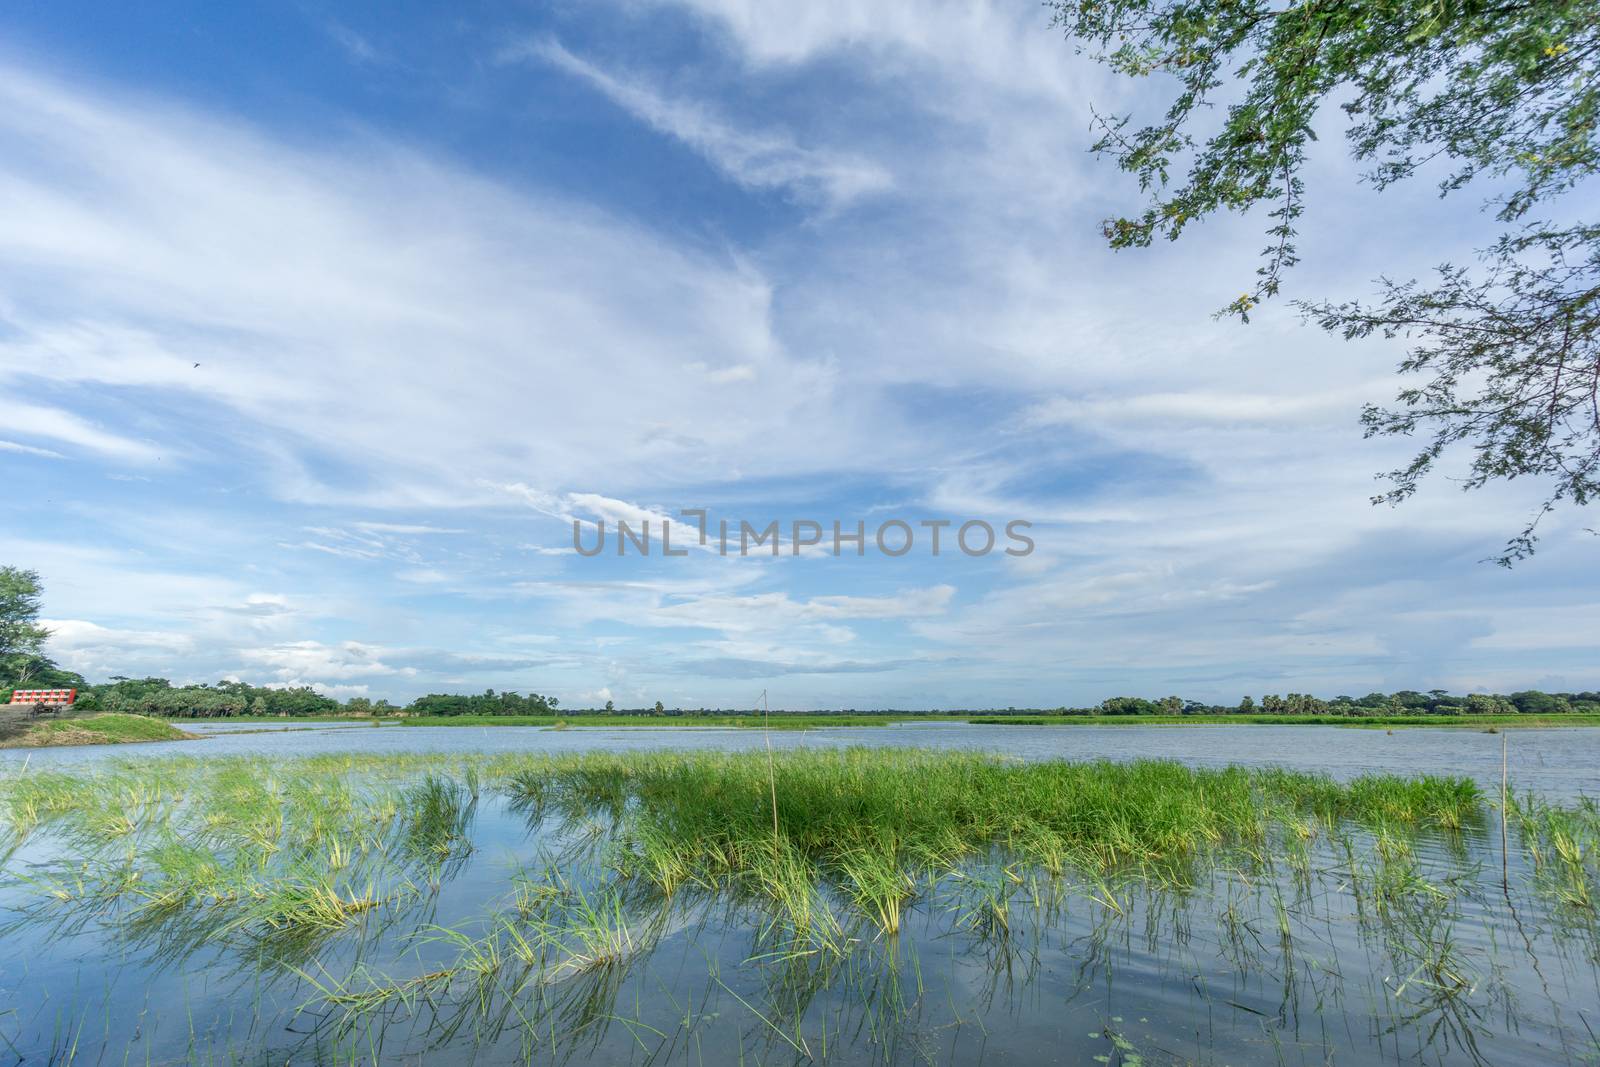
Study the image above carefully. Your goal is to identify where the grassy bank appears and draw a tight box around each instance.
[0,713,199,748]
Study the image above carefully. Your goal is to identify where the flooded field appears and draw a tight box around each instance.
[6,721,1598,800]
[1,744,1597,1065]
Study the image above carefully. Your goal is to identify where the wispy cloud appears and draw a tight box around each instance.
[0,439,65,459]
[2,11,1592,709]
[395,568,450,584]
[322,21,388,66]
[353,522,468,535]
[508,38,892,209]
[0,65,852,509]
[1,403,163,463]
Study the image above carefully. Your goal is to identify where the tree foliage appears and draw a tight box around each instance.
[1309,224,1600,561]
[406,689,558,717]
[1052,0,1600,560]
[0,566,81,688]
[0,567,50,672]
[81,677,339,718]
[1063,688,1598,716]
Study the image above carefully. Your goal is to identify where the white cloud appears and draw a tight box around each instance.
[353,522,468,535]
[37,618,196,679]
[521,544,574,556]
[239,640,416,681]
[0,538,249,624]
[499,487,734,555]
[0,403,163,463]
[42,618,194,654]
[2,18,1592,708]
[0,439,65,459]
[632,0,1095,102]
[522,581,954,649]
[322,22,386,66]
[693,362,758,385]
[511,38,892,209]
[0,66,859,507]
[281,540,386,561]
[806,586,955,619]
[1023,387,1384,429]
[395,568,449,584]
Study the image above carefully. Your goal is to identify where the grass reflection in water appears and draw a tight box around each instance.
[1,750,1597,1065]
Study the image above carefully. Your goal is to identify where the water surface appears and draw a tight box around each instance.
[2,732,1597,1065]
[6,721,1594,799]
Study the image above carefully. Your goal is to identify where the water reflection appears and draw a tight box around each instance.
[7,721,1599,800]
[1,760,1597,1065]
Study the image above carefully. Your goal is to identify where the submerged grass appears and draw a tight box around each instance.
[496,750,1487,939]
[0,751,1486,857]
[4,749,1598,1065]
[0,750,1489,944]
[1508,792,1600,908]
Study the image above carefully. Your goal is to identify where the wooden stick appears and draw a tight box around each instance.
[761,689,780,858]
[1501,731,1510,890]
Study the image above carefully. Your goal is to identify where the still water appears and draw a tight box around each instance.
[5,720,1596,799]
[1,727,1597,1066]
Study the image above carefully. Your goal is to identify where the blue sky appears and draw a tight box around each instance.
[1,1,1595,709]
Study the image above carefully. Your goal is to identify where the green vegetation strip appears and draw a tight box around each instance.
[0,751,1486,924]
[3,752,1594,939]
[396,713,933,729]
[513,751,1493,932]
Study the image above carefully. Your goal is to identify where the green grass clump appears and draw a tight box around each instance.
[1509,793,1600,908]
[0,750,1492,944]
[4,748,1593,1065]
[501,750,1484,932]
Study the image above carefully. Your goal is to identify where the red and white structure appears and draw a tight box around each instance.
[8,688,77,707]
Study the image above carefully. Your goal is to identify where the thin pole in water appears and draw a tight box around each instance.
[1501,731,1510,890]
[760,689,779,857]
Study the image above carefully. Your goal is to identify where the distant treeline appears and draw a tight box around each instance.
[1031,690,1600,716]
[24,677,345,718]
[0,676,571,719]
[1,674,1596,719]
